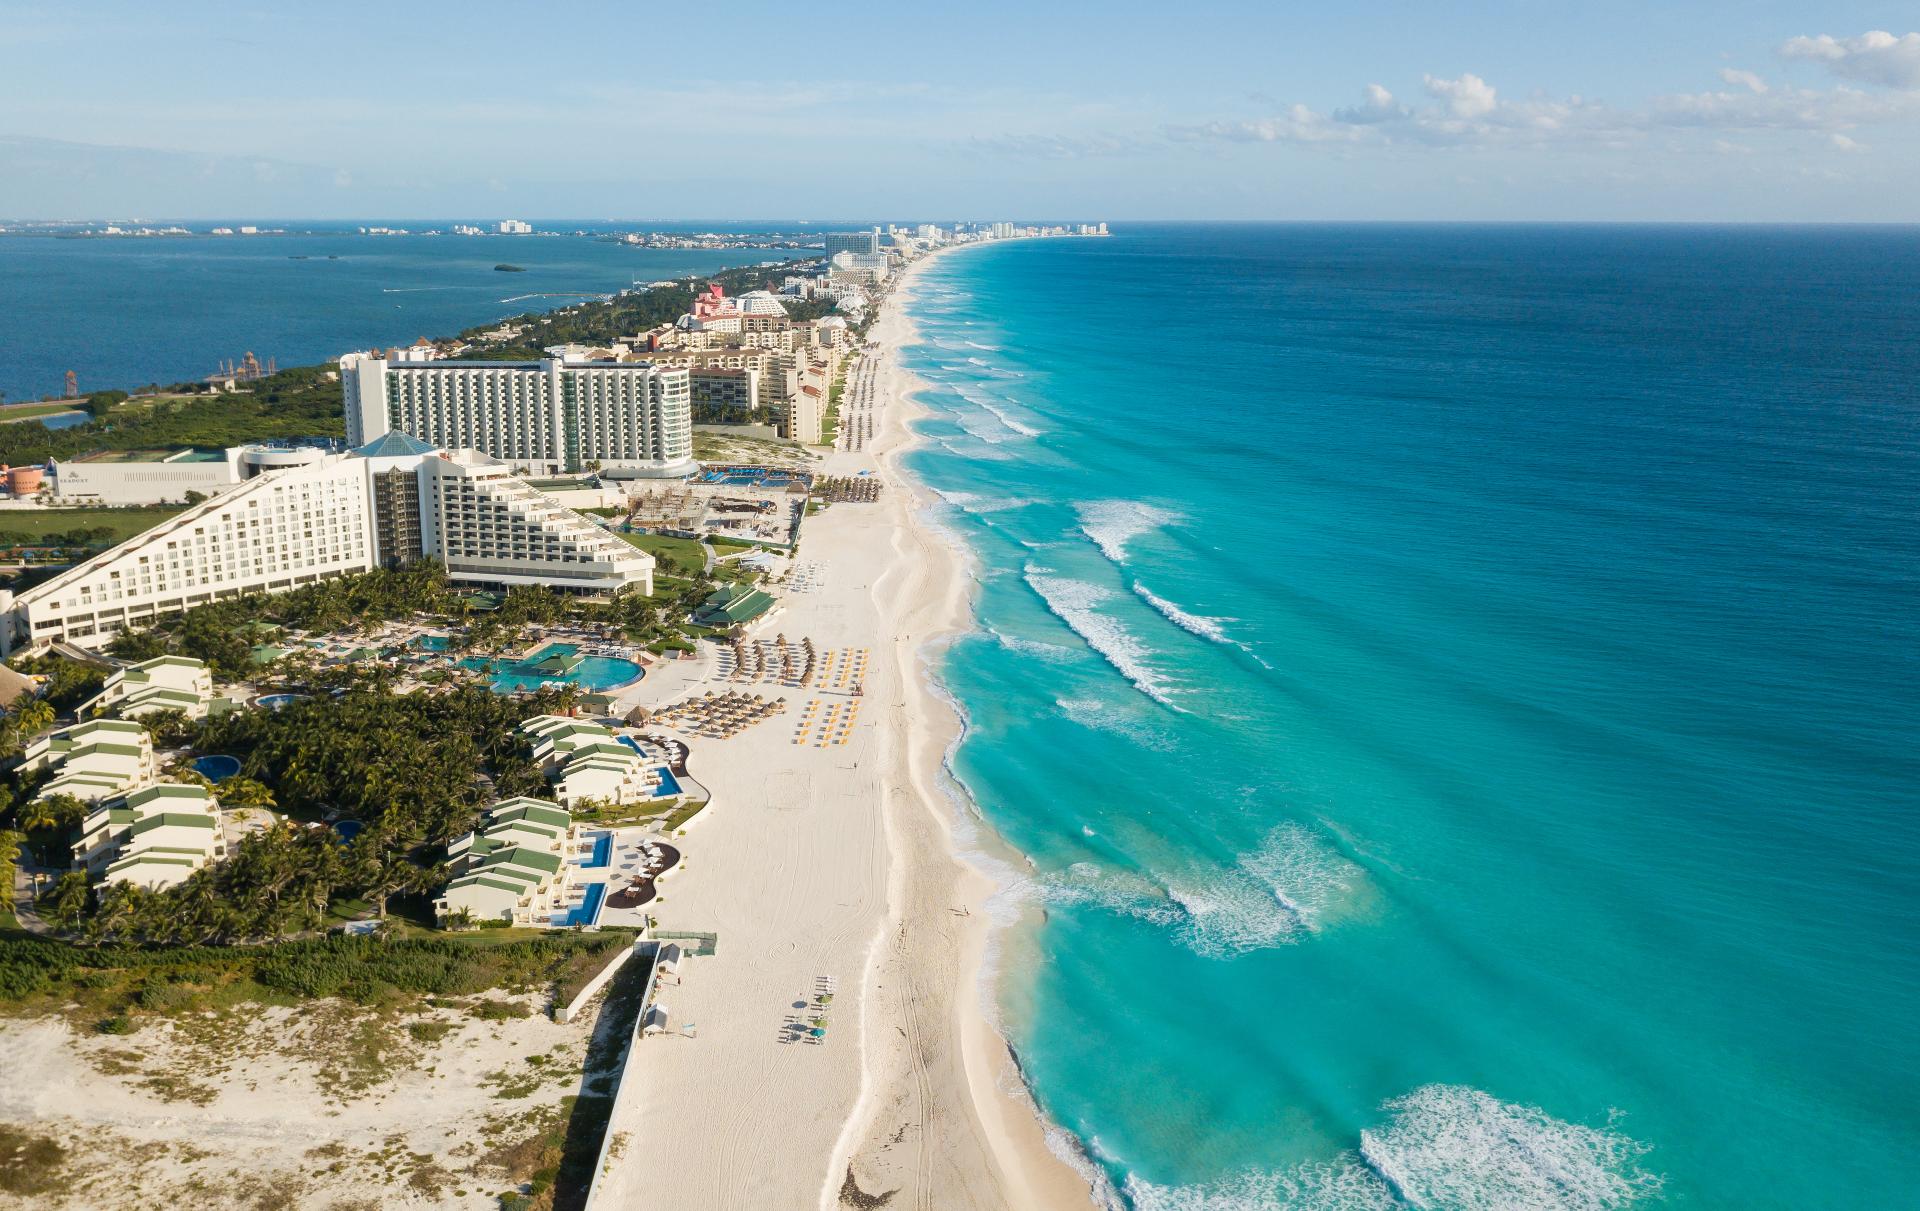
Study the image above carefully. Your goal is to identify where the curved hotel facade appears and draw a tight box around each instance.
[341,348,696,478]
[0,436,653,654]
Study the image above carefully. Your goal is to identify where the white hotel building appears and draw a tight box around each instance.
[340,347,696,478]
[0,435,652,654]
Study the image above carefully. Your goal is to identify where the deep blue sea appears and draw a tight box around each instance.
[0,222,786,402]
[899,225,1920,1209]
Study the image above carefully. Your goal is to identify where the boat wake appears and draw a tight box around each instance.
[1124,1085,1661,1211]
[1023,572,1179,707]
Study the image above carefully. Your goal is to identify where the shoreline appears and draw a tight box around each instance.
[583,236,1100,1210]
[835,239,1102,1209]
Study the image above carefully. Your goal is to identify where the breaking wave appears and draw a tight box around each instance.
[954,383,1044,437]
[1124,1085,1661,1211]
[1035,823,1363,958]
[1078,500,1182,565]
[1023,572,1179,707]
[966,354,1025,377]
[934,488,1033,515]
[1133,582,1233,644]
[1169,823,1360,957]
[1133,582,1272,668]
[986,625,1079,663]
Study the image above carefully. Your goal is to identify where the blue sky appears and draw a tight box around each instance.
[3,1,1919,220]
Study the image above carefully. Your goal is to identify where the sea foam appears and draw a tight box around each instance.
[1170,823,1360,957]
[1054,696,1176,750]
[1023,573,1179,707]
[1133,582,1233,644]
[1077,500,1182,565]
[1124,1085,1660,1211]
[1036,823,1363,958]
[934,488,1033,515]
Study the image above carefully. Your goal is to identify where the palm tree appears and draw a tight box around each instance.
[216,777,275,811]
[40,871,91,931]
[13,698,54,738]
[18,797,60,834]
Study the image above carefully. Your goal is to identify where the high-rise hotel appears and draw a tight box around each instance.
[0,434,653,654]
[340,347,696,478]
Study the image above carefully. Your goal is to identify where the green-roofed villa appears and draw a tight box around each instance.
[692,582,778,629]
[72,782,224,890]
[436,796,599,927]
[520,714,664,807]
[82,655,215,721]
[19,718,155,804]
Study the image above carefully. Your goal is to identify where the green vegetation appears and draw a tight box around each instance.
[2,667,577,943]
[0,930,632,1020]
[822,366,847,444]
[3,653,104,714]
[0,505,189,548]
[0,401,86,421]
[103,563,471,676]
[480,952,653,1211]
[0,1124,69,1198]
[689,430,812,467]
[455,260,810,360]
[662,799,707,830]
[93,563,723,679]
[616,531,707,571]
[549,940,631,1011]
[0,363,344,468]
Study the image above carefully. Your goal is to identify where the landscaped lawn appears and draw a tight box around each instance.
[617,531,708,569]
[0,506,189,542]
[0,402,86,422]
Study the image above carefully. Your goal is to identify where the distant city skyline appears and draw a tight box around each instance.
[3,1,1919,221]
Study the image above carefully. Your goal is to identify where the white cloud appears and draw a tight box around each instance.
[1651,82,1916,131]
[1423,73,1498,118]
[1780,31,1920,89]
[1333,83,1409,125]
[1161,61,1920,158]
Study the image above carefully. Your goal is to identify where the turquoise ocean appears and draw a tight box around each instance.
[897,225,1919,1209]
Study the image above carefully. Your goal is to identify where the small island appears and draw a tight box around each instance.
[494,263,527,272]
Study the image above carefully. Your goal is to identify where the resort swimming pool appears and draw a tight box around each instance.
[618,737,683,797]
[254,693,309,709]
[192,754,240,782]
[579,832,612,869]
[558,882,606,928]
[458,643,643,694]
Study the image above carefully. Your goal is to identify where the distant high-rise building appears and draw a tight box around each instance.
[340,350,694,478]
[497,219,533,234]
[823,230,880,258]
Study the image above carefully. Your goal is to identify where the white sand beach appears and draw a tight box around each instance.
[591,244,1097,1210]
